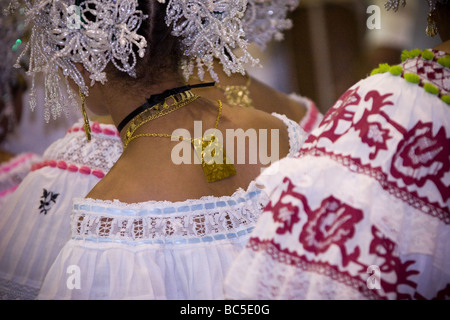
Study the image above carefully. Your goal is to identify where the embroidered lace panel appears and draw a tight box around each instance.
[271,112,308,157]
[72,183,269,244]
[42,121,123,172]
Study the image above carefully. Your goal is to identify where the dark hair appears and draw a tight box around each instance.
[105,1,183,86]
[436,0,450,42]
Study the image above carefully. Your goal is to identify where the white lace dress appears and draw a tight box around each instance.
[0,120,123,300]
[36,114,308,300]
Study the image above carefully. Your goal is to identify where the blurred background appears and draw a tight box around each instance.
[0,0,443,157]
[247,0,441,113]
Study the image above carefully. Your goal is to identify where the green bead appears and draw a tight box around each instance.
[389,65,403,76]
[441,95,450,104]
[404,73,421,84]
[370,63,390,76]
[437,55,450,68]
[423,83,439,95]
[422,50,434,60]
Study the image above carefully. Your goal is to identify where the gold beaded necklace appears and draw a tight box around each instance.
[122,90,199,148]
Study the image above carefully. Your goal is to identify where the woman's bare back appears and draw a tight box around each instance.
[87,98,291,203]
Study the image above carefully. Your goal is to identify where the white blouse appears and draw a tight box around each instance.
[0,120,123,300]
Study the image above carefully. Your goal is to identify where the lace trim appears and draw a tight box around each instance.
[228,238,383,300]
[271,112,307,157]
[67,121,120,137]
[72,182,269,244]
[41,120,123,172]
[0,278,39,300]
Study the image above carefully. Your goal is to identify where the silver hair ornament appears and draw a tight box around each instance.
[164,0,259,82]
[164,0,299,82]
[243,0,299,49]
[9,0,300,121]
[10,0,148,122]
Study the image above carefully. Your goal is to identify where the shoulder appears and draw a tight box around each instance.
[221,104,291,154]
[223,104,291,133]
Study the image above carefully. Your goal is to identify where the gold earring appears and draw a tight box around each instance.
[426,11,438,37]
[79,89,91,141]
[216,75,254,109]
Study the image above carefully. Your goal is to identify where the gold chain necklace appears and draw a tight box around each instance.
[122,90,199,148]
[126,99,236,183]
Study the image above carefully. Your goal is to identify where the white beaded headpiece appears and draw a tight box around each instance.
[244,0,299,49]
[8,0,299,121]
[10,0,147,122]
[165,0,299,82]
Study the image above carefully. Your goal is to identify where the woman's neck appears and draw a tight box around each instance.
[91,76,187,135]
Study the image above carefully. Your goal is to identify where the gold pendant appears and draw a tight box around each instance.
[192,134,236,183]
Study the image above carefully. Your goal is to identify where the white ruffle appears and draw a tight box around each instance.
[38,182,269,300]
[0,121,122,300]
[0,168,106,298]
[38,236,249,300]
[271,112,308,157]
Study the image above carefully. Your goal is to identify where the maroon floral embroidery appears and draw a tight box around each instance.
[362,90,398,130]
[270,201,301,235]
[246,237,384,300]
[353,91,396,160]
[390,121,450,202]
[414,284,450,300]
[265,178,305,235]
[306,86,361,144]
[299,195,363,259]
[297,147,449,224]
[358,122,392,160]
[368,226,419,300]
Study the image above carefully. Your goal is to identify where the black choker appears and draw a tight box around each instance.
[117,82,215,132]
